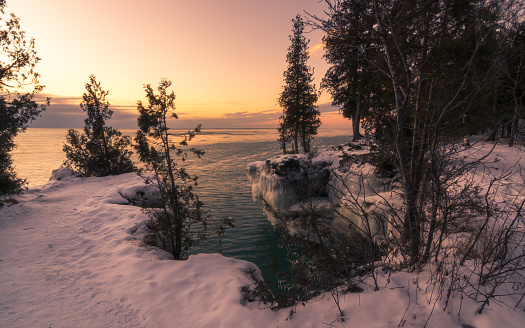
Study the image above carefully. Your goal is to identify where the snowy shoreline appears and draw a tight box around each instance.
[2,141,525,327]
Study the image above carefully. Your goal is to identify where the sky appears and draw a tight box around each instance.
[8,0,349,130]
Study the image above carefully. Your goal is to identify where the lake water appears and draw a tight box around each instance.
[12,128,351,278]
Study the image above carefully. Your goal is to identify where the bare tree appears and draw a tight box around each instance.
[309,0,508,267]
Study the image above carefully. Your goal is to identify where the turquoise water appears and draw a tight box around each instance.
[13,128,352,277]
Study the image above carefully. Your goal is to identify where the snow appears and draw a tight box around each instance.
[248,159,297,211]
[247,150,340,212]
[245,139,525,327]
[1,140,525,327]
[247,142,398,237]
[0,172,267,328]
[328,161,401,239]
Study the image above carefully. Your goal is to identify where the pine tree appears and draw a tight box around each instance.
[321,1,386,141]
[134,79,233,260]
[63,75,135,176]
[278,15,320,154]
[0,0,48,196]
[316,0,505,267]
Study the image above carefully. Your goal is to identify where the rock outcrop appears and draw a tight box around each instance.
[247,142,401,239]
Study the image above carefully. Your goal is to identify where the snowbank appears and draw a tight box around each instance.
[0,173,269,328]
[246,140,525,327]
[1,140,525,327]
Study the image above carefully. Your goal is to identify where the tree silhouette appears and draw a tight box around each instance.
[321,2,385,141]
[313,0,506,267]
[63,75,135,176]
[278,15,320,154]
[0,0,48,196]
[134,79,233,260]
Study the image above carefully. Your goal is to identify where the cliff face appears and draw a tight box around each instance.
[247,142,401,239]
[247,152,337,212]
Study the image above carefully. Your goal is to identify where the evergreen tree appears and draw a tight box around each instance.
[321,1,383,141]
[278,15,320,154]
[0,0,48,196]
[315,0,505,267]
[134,79,233,260]
[63,75,135,176]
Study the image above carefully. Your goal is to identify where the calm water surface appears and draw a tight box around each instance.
[13,128,351,277]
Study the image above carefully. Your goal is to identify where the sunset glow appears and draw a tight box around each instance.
[308,43,327,54]
[9,0,348,130]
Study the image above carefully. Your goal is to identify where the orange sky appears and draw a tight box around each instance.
[9,0,350,130]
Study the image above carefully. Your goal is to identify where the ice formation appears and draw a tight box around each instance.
[247,153,336,212]
[328,160,401,239]
[247,143,399,238]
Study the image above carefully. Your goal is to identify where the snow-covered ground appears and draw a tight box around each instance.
[1,141,525,327]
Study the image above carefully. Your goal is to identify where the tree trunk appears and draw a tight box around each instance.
[281,136,287,155]
[352,101,362,141]
[379,23,420,266]
[423,151,441,262]
[488,127,497,141]
[162,116,182,260]
[509,95,521,147]
[293,125,299,154]
[301,123,304,154]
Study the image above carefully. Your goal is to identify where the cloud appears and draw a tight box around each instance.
[27,94,343,130]
[318,102,345,115]
[308,43,326,54]
[28,96,139,129]
[173,109,282,129]
[28,104,84,128]
[222,111,248,118]
[34,93,82,105]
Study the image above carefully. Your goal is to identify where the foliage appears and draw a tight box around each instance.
[252,0,525,316]
[278,15,320,154]
[241,202,371,311]
[240,267,275,306]
[0,0,48,196]
[321,2,389,141]
[63,75,135,177]
[423,167,525,315]
[311,0,510,267]
[134,79,233,260]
